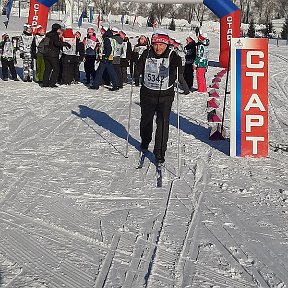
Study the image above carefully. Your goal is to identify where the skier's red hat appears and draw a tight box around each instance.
[186,36,194,43]
[100,27,106,35]
[151,32,169,45]
[198,34,206,41]
[63,28,74,38]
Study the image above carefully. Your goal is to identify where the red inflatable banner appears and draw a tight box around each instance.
[230,38,269,157]
[220,10,241,68]
[28,0,49,33]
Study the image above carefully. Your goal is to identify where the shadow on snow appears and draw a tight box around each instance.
[71,105,141,158]
[71,104,229,159]
[169,111,229,155]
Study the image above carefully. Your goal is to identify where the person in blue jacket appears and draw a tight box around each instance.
[90,29,119,91]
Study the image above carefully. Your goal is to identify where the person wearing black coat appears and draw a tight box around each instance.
[183,36,197,90]
[120,33,132,84]
[42,23,71,88]
[74,31,85,83]
[90,29,119,91]
[135,32,182,164]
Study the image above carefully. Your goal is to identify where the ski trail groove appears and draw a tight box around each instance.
[175,153,211,287]
[94,233,121,288]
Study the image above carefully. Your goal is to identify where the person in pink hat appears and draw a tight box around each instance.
[83,27,99,84]
[194,33,210,93]
[135,31,182,164]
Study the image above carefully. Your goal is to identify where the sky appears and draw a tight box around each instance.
[0,13,288,288]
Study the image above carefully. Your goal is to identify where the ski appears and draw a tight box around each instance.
[156,163,163,188]
[136,150,147,169]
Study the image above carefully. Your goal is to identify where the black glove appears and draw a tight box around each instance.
[64,42,71,49]
[20,52,24,59]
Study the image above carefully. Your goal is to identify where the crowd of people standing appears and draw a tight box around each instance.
[0,23,210,93]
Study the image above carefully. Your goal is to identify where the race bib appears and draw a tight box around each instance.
[3,42,14,58]
[63,38,77,55]
[143,52,172,90]
[85,38,96,50]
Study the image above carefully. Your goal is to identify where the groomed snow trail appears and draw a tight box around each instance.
[0,33,288,288]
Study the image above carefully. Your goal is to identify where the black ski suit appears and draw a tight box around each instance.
[135,46,182,162]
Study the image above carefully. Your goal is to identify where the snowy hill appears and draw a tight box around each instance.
[0,16,288,288]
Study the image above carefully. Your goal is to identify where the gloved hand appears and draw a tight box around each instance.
[20,52,24,59]
[64,42,71,49]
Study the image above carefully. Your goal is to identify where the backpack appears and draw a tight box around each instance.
[37,37,50,55]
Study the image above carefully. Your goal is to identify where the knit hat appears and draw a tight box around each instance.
[87,27,95,33]
[119,30,126,37]
[37,25,45,34]
[198,33,208,41]
[186,36,194,43]
[2,33,8,39]
[63,28,74,38]
[151,31,169,45]
[52,23,61,31]
[23,23,32,32]
[100,27,106,35]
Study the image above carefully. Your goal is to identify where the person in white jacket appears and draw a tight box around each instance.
[19,24,34,82]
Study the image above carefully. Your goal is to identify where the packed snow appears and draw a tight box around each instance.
[0,15,288,288]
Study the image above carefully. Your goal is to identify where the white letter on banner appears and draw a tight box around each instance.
[246,136,265,154]
[246,115,264,132]
[247,51,264,69]
[244,94,266,111]
[246,72,265,90]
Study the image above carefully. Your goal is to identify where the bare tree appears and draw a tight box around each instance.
[177,4,195,24]
[137,3,150,18]
[194,3,207,27]
[152,3,172,25]
[275,0,288,18]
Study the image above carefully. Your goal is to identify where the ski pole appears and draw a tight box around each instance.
[125,80,133,158]
[176,66,181,179]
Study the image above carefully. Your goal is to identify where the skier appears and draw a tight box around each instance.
[42,23,71,88]
[131,35,149,86]
[183,36,197,91]
[0,33,19,81]
[135,31,182,164]
[194,33,210,93]
[31,25,45,83]
[19,24,34,82]
[83,27,99,85]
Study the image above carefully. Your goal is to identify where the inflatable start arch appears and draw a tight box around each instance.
[28,0,240,68]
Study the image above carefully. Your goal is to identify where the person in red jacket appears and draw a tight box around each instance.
[135,31,182,164]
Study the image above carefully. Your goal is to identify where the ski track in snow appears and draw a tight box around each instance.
[1,23,288,287]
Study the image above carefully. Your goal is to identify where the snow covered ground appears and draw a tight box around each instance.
[0,16,288,288]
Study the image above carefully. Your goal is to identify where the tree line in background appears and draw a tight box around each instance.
[4,0,287,39]
[91,0,287,38]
